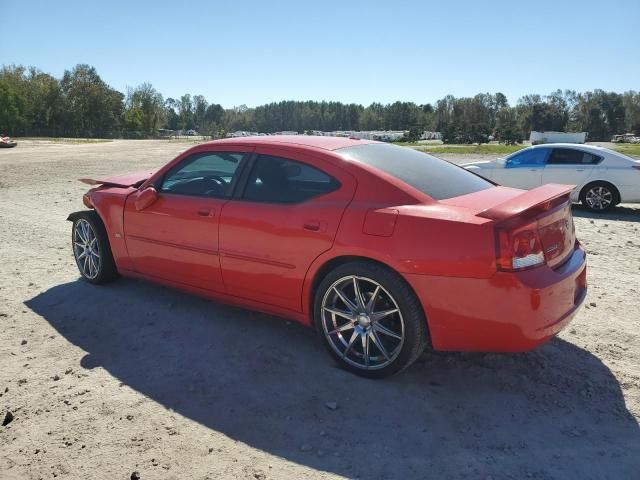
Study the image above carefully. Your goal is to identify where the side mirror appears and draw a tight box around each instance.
[134,186,158,211]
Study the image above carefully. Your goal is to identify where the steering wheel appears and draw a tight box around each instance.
[203,175,227,196]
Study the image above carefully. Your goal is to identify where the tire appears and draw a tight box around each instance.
[71,211,119,284]
[580,181,619,212]
[314,261,429,378]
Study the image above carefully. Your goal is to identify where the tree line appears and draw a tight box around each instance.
[1,64,639,142]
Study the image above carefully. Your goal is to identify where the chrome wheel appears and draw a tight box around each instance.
[320,275,405,370]
[73,219,101,279]
[585,185,613,211]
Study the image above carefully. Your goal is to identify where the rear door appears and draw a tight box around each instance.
[219,148,356,312]
[541,148,601,188]
[493,148,550,190]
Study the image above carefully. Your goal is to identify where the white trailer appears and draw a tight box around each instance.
[529,131,587,144]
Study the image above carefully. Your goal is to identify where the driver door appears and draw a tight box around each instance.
[124,148,251,291]
[493,147,551,190]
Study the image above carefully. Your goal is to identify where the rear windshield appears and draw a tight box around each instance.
[336,143,493,200]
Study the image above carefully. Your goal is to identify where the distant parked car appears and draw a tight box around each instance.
[0,134,17,148]
[611,134,640,144]
[464,144,640,212]
[186,129,197,136]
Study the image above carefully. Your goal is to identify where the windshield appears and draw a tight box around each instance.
[336,143,494,200]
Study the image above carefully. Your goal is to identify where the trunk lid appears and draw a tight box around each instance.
[443,184,577,269]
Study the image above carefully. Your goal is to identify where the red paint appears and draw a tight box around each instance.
[79,136,587,352]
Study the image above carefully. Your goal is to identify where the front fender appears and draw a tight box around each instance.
[81,187,137,271]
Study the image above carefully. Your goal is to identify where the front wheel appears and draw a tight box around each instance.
[314,262,429,378]
[71,211,119,284]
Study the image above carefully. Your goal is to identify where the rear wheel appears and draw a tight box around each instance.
[72,211,119,284]
[580,181,618,212]
[314,261,428,378]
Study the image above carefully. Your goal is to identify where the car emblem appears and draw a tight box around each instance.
[546,244,559,253]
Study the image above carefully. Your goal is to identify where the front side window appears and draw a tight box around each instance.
[161,152,246,197]
[548,148,602,165]
[505,148,550,168]
[243,155,340,204]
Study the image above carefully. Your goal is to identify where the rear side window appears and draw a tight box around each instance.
[336,143,493,200]
[548,148,602,165]
[505,148,550,167]
[243,155,340,204]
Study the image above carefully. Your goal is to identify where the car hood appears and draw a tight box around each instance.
[461,160,498,169]
[79,170,155,188]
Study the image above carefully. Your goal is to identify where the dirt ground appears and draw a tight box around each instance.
[1,140,639,480]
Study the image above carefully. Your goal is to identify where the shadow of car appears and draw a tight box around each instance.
[572,203,640,223]
[26,279,640,478]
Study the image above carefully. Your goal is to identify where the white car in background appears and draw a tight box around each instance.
[463,144,640,212]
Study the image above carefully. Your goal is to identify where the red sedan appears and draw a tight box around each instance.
[69,136,587,377]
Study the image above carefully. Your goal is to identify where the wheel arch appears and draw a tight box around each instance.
[304,254,430,340]
[68,209,120,283]
[309,256,392,314]
[579,180,621,205]
[67,209,100,223]
[67,209,111,246]
[67,202,130,272]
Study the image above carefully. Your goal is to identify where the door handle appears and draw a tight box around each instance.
[303,221,327,232]
[576,169,585,172]
[303,221,320,231]
[197,208,213,217]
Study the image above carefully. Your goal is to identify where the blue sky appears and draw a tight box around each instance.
[3,0,639,107]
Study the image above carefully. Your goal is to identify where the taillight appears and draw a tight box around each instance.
[496,222,545,271]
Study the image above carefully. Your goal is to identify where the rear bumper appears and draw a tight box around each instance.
[404,244,587,352]
[618,184,640,203]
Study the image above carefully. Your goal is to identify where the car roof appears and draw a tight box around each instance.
[528,143,605,152]
[203,135,377,151]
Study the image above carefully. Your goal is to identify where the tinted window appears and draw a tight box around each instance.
[161,152,246,197]
[505,148,550,167]
[243,155,340,204]
[548,148,602,165]
[336,143,493,200]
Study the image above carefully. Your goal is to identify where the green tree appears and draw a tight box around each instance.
[572,90,626,140]
[192,94,208,132]
[123,83,164,137]
[0,66,28,134]
[60,64,123,137]
[622,91,640,134]
[164,98,180,130]
[494,107,522,144]
[178,94,193,130]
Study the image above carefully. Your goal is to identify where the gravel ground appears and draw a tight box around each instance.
[1,140,639,480]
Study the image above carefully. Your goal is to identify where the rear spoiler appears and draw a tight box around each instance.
[477,184,575,222]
